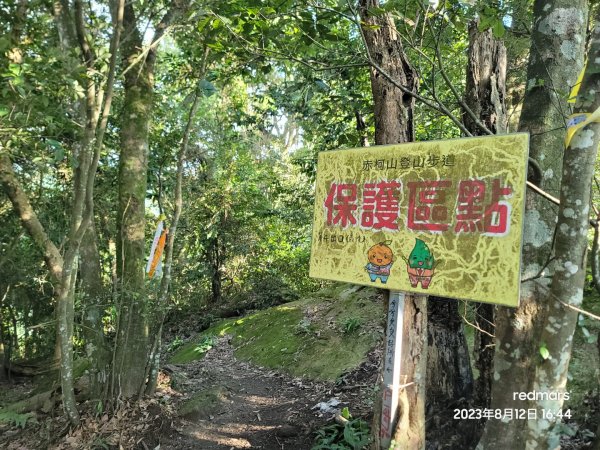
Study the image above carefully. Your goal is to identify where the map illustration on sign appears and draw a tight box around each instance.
[309,133,529,307]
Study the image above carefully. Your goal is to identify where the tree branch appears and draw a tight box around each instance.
[0,155,64,283]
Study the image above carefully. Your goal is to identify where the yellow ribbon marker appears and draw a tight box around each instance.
[565,106,600,149]
[567,59,586,104]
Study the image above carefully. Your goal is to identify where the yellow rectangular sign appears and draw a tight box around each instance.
[309,133,529,307]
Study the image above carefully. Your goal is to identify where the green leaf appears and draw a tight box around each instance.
[477,16,491,32]
[492,20,505,38]
[341,406,351,420]
[199,79,217,97]
[0,106,8,117]
[197,16,213,32]
[539,344,550,360]
[46,139,65,162]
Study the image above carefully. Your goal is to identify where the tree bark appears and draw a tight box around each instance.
[80,223,108,398]
[113,0,187,399]
[527,18,600,447]
[425,298,473,449]
[358,1,425,448]
[463,20,508,418]
[113,1,153,399]
[477,0,588,448]
[0,156,64,283]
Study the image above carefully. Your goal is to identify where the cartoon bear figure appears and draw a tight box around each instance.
[407,238,435,289]
[365,242,394,284]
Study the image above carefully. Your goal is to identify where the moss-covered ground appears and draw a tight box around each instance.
[178,386,230,420]
[169,284,384,381]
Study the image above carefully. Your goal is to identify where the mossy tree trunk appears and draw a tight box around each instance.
[358,1,425,449]
[113,0,187,399]
[113,1,154,399]
[477,0,588,447]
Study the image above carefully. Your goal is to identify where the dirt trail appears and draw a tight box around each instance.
[0,336,378,450]
[160,336,377,449]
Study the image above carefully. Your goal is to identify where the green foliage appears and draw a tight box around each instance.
[339,317,362,334]
[166,336,185,352]
[312,410,371,450]
[169,336,216,364]
[195,335,216,355]
[0,411,37,429]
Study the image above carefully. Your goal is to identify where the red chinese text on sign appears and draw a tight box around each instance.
[324,183,358,228]
[361,180,402,230]
[454,178,512,235]
[484,178,513,235]
[406,180,452,232]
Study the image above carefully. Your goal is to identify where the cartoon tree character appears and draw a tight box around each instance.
[365,242,394,284]
[407,238,436,289]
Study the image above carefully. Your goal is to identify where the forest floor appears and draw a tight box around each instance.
[155,336,378,449]
[0,336,379,450]
[1,285,383,449]
[1,285,598,449]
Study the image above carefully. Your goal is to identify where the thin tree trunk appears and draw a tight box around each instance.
[145,52,210,395]
[477,0,588,447]
[80,223,108,398]
[0,156,63,283]
[210,237,223,304]
[358,1,425,448]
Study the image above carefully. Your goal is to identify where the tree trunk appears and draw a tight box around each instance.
[425,298,474,449]
[527,18,600,447]
[145,58,209,395]
[0,156,63,283]
[210,237,222,304]
[113,1,153,399]
[112,0,185,399]
[358,1,425,448]
[477,0,588,448]
[463,20,508,418]
[80,224,108,398]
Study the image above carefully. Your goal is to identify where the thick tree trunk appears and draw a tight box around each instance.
[463,21,508,418]
[527,20,600,447]
[477,0,588,448]
[112,0,185,399]
[113,2,153,399]
[358,1,425,448]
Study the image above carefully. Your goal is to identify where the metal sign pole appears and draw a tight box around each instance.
[380,290,405,449]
